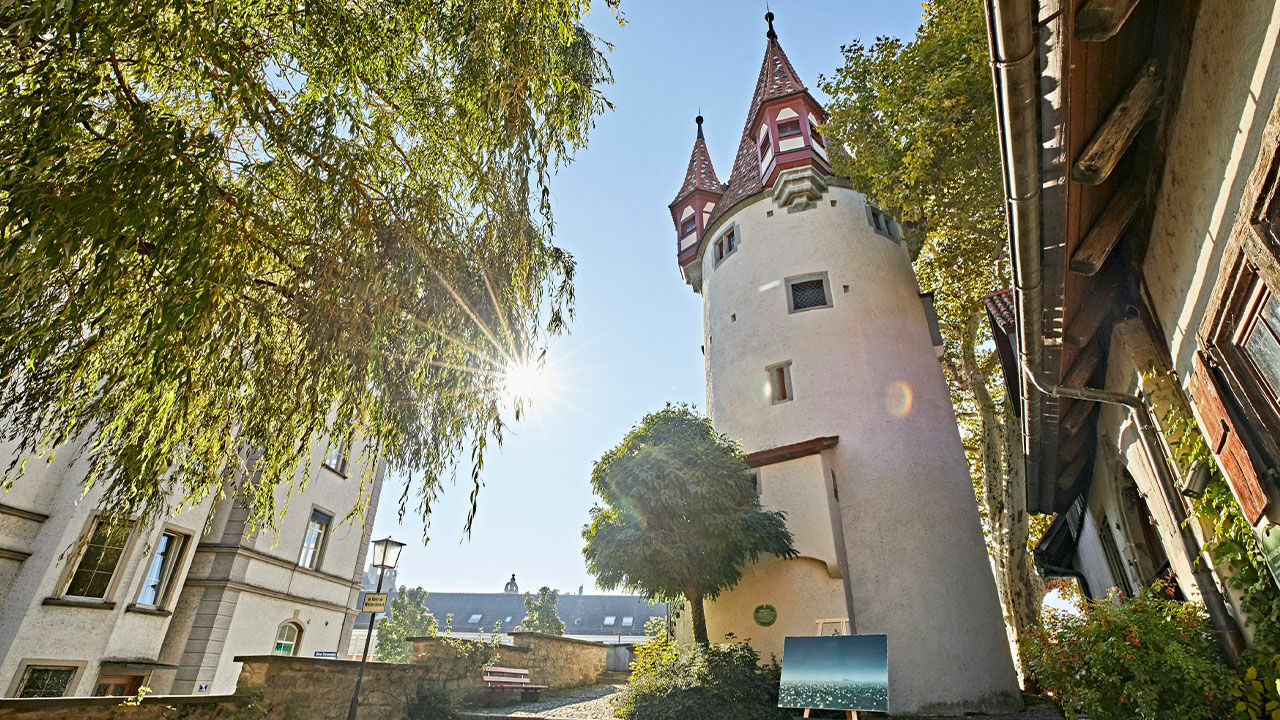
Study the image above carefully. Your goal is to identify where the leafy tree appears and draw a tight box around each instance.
[523,586,566,635]
[0,0,621,532]
[819,0,1046,658]
[374,586,437,663]
[582,404,796,644]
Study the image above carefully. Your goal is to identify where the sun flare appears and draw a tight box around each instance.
[502,357,544,404]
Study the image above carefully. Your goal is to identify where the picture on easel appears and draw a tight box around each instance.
[778,634,888,716]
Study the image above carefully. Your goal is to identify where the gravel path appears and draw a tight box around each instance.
[461,683,624,719]
[461,686,1064,720]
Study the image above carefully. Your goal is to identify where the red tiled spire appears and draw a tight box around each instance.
[706,14,812,229]
[672,116,723,203]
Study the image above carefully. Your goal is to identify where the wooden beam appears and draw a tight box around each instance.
[745,436,839,468]
[1059,425,1094,464]
[1063,339,1105,387]
[1071,60,1162,185]
[1062,400,1098,435]
[1064,282,1117,346]
[1055,451,1091,493]
[1076,0,1142,42]
[1070,178,1143,275]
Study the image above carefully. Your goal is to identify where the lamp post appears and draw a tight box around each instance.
[347,536,405,720]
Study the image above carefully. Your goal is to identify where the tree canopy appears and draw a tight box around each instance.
[374,586,438,663]
[819,0,1044,656]
[582,404,795,644]
[522,586,566,635]
[0,0,620,532]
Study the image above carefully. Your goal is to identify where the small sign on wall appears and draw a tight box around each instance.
[1262,524,1280,590]
[361,593,388,613]
[313,651,338,658]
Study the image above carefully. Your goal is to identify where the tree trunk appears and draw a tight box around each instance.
[687,590,709,645]
[958,311,1045,673]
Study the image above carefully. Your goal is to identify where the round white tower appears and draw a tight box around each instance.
[667,14,1021,715]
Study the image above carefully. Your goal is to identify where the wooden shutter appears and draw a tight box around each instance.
[1188,351,1270,524]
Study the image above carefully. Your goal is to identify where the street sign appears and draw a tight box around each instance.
[313,651,338,659]
[361,593,388,613]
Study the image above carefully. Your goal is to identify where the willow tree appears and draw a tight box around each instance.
[0,0,620,532]
[582,405,795,644]
[819,0,1045,657]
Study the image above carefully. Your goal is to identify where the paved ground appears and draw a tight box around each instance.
[459,685,1066,720]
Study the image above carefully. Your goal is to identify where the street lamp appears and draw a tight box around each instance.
[347,536,405,720]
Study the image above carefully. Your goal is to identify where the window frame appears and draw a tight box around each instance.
[866,204,895,239]
[603,615,616,626]
[777,120,802,139]
[297,508,333,571]
[712,225,740,268]
[134,529,190,609]
[62,516,136,602]
[679,216,697,238]
[766,361,794,405]
[272,621,303,656]
[758,132,772,161]
[8,661,84,698]
[785,272,833,314]
[323,435,349,477]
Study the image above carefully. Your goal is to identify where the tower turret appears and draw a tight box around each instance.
[669,116,723,270]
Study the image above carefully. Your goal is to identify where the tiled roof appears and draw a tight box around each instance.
[983,289,1016,336]
[672,124,723,203]
[357,591,666,636]
[706,36,808,230]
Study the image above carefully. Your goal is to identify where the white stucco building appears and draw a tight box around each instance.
[665,14,1020,715]
[0,433,382,697]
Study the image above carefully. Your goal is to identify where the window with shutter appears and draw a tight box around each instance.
[1188,352,1270,524]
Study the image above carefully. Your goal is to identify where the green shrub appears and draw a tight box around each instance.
[1023,583,1239,719]
[616,633,790,720]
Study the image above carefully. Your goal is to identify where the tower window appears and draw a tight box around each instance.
[810,122,824,146]
[778,120,802,138]
[786,273,833,313]
[758,134,771,160]
[866,205,894,238]
[767,361,793,404]
[714,226,739,266]
[680,217,697,237]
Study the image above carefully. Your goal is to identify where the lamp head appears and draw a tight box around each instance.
[371,536,406,569]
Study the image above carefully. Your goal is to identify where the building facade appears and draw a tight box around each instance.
[0,433,382,697]
[986,0,1280,659]
[347,579,665,658]
[665,15,1020,715]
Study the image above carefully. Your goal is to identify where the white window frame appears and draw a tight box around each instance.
[603,616,616,626]
[323,435,349,476]
[62,515,136,602]
[298,507,332,570]
[272,621,303,656]
[785,272,833,314]
[468,613,483,623]
[134,529,189,609]
[767,361,794,405]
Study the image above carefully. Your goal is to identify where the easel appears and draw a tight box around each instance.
[800,710,856,719]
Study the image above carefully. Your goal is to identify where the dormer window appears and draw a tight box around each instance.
[778,120,802,139]
[680,217,697,237]
[810,122,823,145]
[758,133,772,161]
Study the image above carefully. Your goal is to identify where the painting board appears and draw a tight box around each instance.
[778,634,888,712]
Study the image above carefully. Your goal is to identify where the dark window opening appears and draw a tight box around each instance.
[680,217,697,237]
[777,120,802,138]
[790,279,829,311]
[17,667,76,698]
[768,362,793,404]
[810,122,824,145]
[758,133,771,160]
[66,519,132,599]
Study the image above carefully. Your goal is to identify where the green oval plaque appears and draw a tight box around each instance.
[753,604,777,627]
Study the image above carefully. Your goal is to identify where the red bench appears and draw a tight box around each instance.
[482,666,548,701]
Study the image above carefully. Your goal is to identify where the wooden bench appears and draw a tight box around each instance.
[482,666,548,701]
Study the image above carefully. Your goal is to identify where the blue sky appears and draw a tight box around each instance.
[368,1,927,594]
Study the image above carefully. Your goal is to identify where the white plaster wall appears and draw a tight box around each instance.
[1144,0,1280,383]
[695,185,1019,713]
[209,591,349,694]
[1074,510,1117,597]
[755,454,840,576]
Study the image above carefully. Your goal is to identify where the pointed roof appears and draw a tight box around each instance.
[706,16,812,229]
[672,116,723,204]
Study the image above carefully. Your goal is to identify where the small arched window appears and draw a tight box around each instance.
[272,622,303,656]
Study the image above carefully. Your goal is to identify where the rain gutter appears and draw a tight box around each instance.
[984,0,1245,664]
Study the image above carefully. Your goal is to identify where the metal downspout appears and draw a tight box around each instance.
[984,0,1246,664]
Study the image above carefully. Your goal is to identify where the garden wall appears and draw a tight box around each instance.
[0,633,611,719]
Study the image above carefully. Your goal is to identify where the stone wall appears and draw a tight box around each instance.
[0,633,611,719]
[0,694,250,719]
